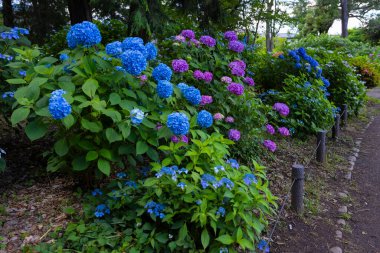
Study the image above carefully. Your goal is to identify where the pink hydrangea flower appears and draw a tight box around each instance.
[225,116,234,123]
[266,124,275,135]
[263,140,276,152]
[221,76,232,84]
[200,95,213,105]
[278,127,290,136]
[213,113,224,121]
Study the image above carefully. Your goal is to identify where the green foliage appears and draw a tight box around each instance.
[35,132,277,252]
[348,28,367,43]
[365,15,380,44]
[349,56,380,87]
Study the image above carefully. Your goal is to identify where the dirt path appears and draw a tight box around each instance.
[345,89,380,253]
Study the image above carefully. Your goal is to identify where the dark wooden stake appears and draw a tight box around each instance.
[332,114,341,140]
[291,164,305,214]
[316,130,327,163]
[342,104,348,126]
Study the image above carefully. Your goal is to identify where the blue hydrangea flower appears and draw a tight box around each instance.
[19,70,26,77]
[177,182,186,190]
[157,80,173,98]
[11,27,29,35]
[105,41,123,56]
[177,83,189,92]
[156,165,178,181]
[258,240,270,253]
[2,91,14,99]
[145,201,165,218]
[125,180,138,188]
[94,204,110,218]
[66,21,101,49]
[243,174,257,185]
[120,50,147,76]
[219,248,229,253]
[197,110,213,128]
[152,63,172,82]
[196,200,202,205]
[216,207,226,217]
[182,86,201,105]
[214,165,225,173]
[116,172,127,179]
[218,178,234,190]
[115,66,126,72]
[0,31,19,39]
[167,112,190,135]
[295,63,302,69]
[48,89,71,120]
[321,76,330,87]
[59,54,69,61]
[122,37,147,57]
[92,188,103,196]
[130,108,145,125]
[145,42,158,61]
[201,174,218,189]
[304,81,312,88]
[226,158,239,169]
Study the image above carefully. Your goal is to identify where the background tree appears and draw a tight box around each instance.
[67,0,92,24]
[2,0,14,27]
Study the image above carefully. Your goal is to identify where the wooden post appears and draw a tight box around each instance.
[316,130,327,163]
[332,115,341,140]
[291,164,305,214]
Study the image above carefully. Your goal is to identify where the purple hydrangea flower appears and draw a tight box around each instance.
[200,35,216,47]
[228,129,241,141]
[181,135,189,144]
[193,70,205,80]
[266,124,275,135]
[227,82,244,95]
[175,35,186,42]
[221,76,232,84]
[278,127,290,136]
[203,71,213,83]
[243,77,255,86]
[189,38,200,46]
[263,140,277,152]
[171,135,180,143]
[213,113,224,121]
[139,75,148,83]
[228,40,245,53]
[180,29,195,39]
[172,59,189,73]
[224,31,238,41]
[273,102,290,117]
[200,95,213,105]
[228,60,246,77]
[225,116,234,123]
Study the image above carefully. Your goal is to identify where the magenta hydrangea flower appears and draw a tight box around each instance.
[273,102,290,117]
[228,60,246,77]
[171,135,180,143]
[228,129,241,141]
[139,75,148,83]
[221,76,232,84]
[181,135,189,143]
[225,116,234,123]
[203,72,213,83]
[243,77,255,86]
[228,40,245,53]
[224,31,238,41]
[266,124,275,135]
[278,127,290,137]
[172,59,189,73]
[175,35,186,42]
[213,113,224,121]
[263,140,277,152]
[200,95,213,105]
[227,82,244,95]
[193,70,204,80]
[171,135,189,143]
[200,35,216,47]
[180,30,195,39]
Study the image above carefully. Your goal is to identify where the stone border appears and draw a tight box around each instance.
[329,116,375,253]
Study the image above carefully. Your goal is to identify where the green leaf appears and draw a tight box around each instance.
[86,151,98,161]
[62,114,75,129]
[201,229,210,249]
[98,159,111,176]
[143,178,158,187]
[34,65,51,75]
[11,107,30,125]
[29,77,48,87]
[54,138,69,156]
[136,141,149,155]
[72,156,89,171]
[109,93,121,105]
[216,234,234,245]
[63,206,75,215]
[106,128,122,143]
[99,149,113,160]
[236,227,243,242]
[82,78,99,98]
[178,223,188,242]
[81,118,102,133]
[147,149,159,161]
[7,78,26,84]
[25,120,48,141]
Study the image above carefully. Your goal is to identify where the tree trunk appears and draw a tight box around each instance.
[341,0,348,37]
[67,0,92,25]
[265,0,274,52]
[2,0,14,27]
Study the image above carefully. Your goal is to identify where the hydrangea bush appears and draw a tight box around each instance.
[5,22,277,251]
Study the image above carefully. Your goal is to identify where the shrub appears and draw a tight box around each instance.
[349,56,380,88]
